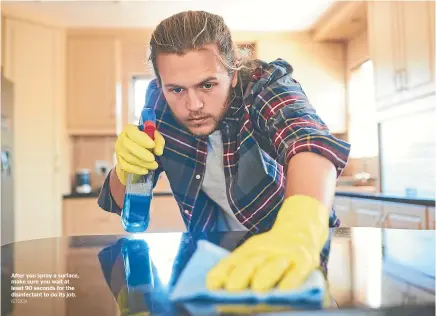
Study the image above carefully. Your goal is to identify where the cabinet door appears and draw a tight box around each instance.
[333,197,355,227]
[383,202,427,230]
[4,18,64,242]
[428,207,435,230]
[67,36,120,135]
[63,198,127,236]
[148,196,186,232]
[351,198,384,227]
[367,1,400,107]
[63,196,186,236]
[398,1,435,97]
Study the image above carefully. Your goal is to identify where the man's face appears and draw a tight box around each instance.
[156,44,238,136]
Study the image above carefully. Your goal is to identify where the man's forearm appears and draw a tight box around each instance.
[285,152,337,210]
[109,169,126,209]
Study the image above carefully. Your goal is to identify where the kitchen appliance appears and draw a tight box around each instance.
[74,168,92,194]
[1,70,15,314]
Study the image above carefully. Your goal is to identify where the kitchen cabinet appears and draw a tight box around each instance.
[62,195,185,236]
[351,199,384,228]
[383,202,427,230]
[333,195,434,230]
[67,35,121,135]
[3,16,66,242]
[428,207,435,229]
[367,1,435,111]
[63,198,126,236]
[333,197,355,227]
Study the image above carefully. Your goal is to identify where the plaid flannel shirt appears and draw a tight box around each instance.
[98,58,350,235]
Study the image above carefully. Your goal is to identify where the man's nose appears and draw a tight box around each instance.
[186,90,203,112]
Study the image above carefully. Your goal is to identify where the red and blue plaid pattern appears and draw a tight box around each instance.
[98,59,351,237]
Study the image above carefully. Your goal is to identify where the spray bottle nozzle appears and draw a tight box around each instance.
[143,122,156,141]
[140,108,156,141]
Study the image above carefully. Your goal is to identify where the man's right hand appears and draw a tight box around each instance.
[114,124,165,185]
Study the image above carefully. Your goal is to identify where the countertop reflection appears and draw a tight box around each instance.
[1,228,435,316]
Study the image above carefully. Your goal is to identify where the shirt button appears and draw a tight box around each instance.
[195,175,201,180]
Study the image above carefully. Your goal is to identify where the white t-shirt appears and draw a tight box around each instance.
[201,131,248,231]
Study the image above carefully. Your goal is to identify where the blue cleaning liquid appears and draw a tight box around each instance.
[121,194,152,232]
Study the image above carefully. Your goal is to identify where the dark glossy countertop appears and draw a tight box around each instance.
[63,189,435,207]
[1,228,435,315]
[335,190,435,207]
[63,190,174,199]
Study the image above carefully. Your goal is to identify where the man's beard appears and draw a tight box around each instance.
[174,86,235,137]
[180,110,224,137]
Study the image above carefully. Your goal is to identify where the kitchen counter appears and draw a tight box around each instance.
[65,187,435,207]
[1,228,434,315]
[63,190,174,199]
[63,190,101,199]
[335,189,435,207]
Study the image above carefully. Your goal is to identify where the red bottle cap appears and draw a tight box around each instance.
[143,121,156,140]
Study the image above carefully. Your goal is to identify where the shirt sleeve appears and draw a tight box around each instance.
[97,172,123,216]
[249,59,351,177]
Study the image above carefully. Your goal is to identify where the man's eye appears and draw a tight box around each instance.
[171,87,184,94]
[202,83,215,90]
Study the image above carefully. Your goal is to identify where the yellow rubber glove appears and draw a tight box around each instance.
[115,124,165,185]
[206,195,329,292]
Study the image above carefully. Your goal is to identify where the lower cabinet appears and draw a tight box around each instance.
[63,198,127,236]
[428,207,435,229]
[351,199,384,228]
[332,197,355,227]
[383,202,427,230]
[333,196,434,229]
[62,196,186,236]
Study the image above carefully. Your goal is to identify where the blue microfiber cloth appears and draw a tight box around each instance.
[169,240,326,306]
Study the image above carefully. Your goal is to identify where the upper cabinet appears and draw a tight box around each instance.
[67,35,121,135]
[367,1,435,111]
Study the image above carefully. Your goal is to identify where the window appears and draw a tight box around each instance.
[130,76,153,124]
[348,60,379,158]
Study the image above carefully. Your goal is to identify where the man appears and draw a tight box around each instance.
[98,10,351,293]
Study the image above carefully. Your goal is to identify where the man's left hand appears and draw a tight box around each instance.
[206,195,329,293]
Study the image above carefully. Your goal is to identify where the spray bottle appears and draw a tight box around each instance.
[121,108,156,233]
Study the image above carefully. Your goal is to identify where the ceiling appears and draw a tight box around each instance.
[1,0,335,32]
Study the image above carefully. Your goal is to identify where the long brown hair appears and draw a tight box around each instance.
[148,10,258,84]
